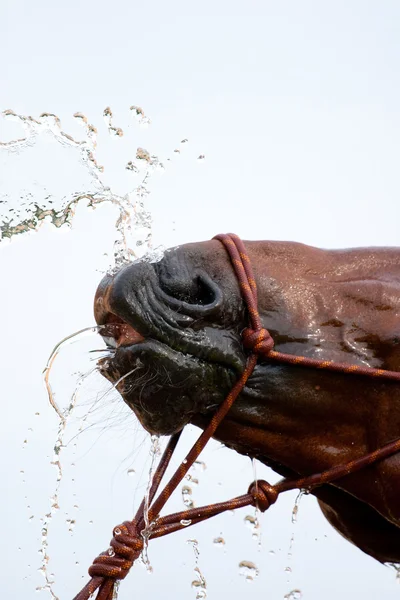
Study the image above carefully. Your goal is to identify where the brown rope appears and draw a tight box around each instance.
[73,233,400,599]
[214,233,400,381]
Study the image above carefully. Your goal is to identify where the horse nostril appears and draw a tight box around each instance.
[165,275,215,305]
[194,276,218,306]
[156,269,223,316]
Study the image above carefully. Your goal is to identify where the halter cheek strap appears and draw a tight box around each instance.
[74,234,400,600]
[214,233,400,381]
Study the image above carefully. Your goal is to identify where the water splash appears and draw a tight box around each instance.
[37,360,97,598]
[284,489,305,582]
[112,580,121,599]
[251,457,257,483]
[0,106,163,265]
[1,110,102,237]
[248,458,261,543]
[291,490,304,524]
[5,103,207,594]
[188,539,207,599]
[43,326,103,421]
[39,325,138,595]
[140,434,161,572]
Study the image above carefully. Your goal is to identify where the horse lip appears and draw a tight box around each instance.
[99,315,145,348]
[94,267,244,374]
[94,282,146,348]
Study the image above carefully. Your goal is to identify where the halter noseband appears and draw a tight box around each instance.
[74,234,400,600]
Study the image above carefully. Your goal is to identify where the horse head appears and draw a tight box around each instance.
[94,237,400,564]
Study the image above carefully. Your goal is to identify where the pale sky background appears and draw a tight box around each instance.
[2,1,400,599]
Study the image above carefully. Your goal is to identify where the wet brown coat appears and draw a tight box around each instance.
[95,239,400,563]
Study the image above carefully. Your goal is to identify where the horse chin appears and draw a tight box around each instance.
[98,338,235,435]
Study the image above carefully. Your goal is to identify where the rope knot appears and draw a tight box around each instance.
[88,520,144,580]
[242,327,274,355]
[248,480,278,512]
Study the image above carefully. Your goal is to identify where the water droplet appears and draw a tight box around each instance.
[284,566,292,573]
[193,461,206,471]
[292,490,303,524]
[109,127,123,137]
[284,590,302,599]
[182,485,194,508]
[238,561,259,582]
[73,112,87,123]
[244,513,260,541]
[191,576,207,598]
[150,435,160,456]
[114,527,122,536]
[269,550,276,556]
[141,435,161,573]
[213,537,225,547]
[180,519,192,527]
[66,518,76,532]
[107,548,115,557]
[244,515,256,528]
[126,161,138,172]
[197,155,205,163]
[136,147,151,162]
[130,105,151,127]
[127,468,135,477]
[185,474,199,485]
[181,139,189,144]
[291,506,299,524]
[182,458,188,464]
[388,563,400,582]
[188,541,207,598]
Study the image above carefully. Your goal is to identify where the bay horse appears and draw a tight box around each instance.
[94,237,400,564]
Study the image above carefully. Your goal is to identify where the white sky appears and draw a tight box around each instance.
[2,1,400,598]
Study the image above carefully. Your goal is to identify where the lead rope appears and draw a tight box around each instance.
[73,233,400,600]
